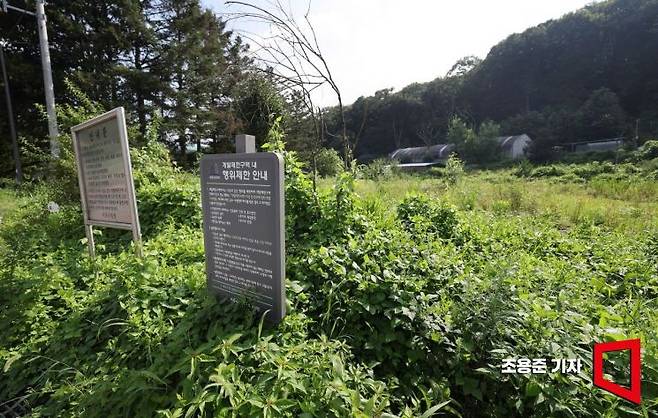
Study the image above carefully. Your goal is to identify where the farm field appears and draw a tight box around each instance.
[1,146,657,417]
[344,166,658,234]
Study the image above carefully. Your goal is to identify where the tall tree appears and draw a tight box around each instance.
[234,73,286,147]
[0,0,250,170]
[116,0,164,139]
[158,0,248,159]
[577,87,627,139]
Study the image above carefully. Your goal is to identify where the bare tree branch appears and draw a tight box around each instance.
[226,0,351,167]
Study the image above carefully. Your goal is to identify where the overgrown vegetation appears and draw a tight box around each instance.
[1,110,657,416]
[0,188,19,221]
[3,0,658,414]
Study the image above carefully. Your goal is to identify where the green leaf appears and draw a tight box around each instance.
[525,381,541,398]
[419,400,452,418]
[3,354,21,373]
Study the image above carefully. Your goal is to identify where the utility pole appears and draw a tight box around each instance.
[2,0,59,158]
[36,0,59,157]
[0,42,22,184]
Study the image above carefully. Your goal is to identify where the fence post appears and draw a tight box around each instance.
[236,134,256,153]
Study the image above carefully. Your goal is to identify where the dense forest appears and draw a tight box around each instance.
[0,0,287,176]
[324,0,658,162]
[1,0,658,175]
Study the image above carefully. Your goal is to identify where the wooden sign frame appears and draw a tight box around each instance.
[71,107,142,258]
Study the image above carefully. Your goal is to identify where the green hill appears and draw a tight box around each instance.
[331,0,658,161]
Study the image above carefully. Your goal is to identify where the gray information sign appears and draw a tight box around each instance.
[200,153,285,322]
[71,107,142,258]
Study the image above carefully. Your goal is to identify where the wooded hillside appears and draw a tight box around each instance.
[2,0,658,173]
[326,0,658,161]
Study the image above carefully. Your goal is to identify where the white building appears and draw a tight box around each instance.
[496,134,532,160]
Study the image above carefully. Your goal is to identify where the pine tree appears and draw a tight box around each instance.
[1,0,250,166]
[158,0,248,160]
[115,0,164,139]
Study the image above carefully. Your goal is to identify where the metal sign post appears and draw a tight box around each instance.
[1,0,59,157]
[200,134,286,322]
[71,107,142,258]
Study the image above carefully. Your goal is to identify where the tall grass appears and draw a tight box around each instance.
[2,157,657,417]
[0,189,19,221]
[340,170,658,233]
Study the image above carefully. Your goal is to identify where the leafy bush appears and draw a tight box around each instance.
[314,148,344,177]
[636,140,658,160]
[358,158,396,181]
[397,193,459,239]
[136,173,201,237]
[529,165,567,178]
[132,126,202,237]
[514,159,533,178]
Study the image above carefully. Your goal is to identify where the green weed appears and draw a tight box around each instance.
[1,130,657,417]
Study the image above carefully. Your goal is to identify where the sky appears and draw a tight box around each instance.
[203,0,595,107]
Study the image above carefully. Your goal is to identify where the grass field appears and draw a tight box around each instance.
[0,189,18,222]
[1,150,657,417]
[343,169,658,233]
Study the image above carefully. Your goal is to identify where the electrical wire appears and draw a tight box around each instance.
[2,8,26,43]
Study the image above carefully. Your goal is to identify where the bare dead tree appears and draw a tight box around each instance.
[225,0,351,168]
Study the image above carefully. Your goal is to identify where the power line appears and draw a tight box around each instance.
[2,7,25,40]
[1,0,59,158]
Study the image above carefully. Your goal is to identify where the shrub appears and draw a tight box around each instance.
[358,158,395,181]
[533,165,566,178]
[136,174,201,237]
[314,148,344,177]
[131,126,202,237]
[444,154,464,184]
[514,159,533,178]
[397,193,459,239]
[637,139,658,160]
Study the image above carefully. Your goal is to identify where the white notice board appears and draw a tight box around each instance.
[71,107,142,257]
